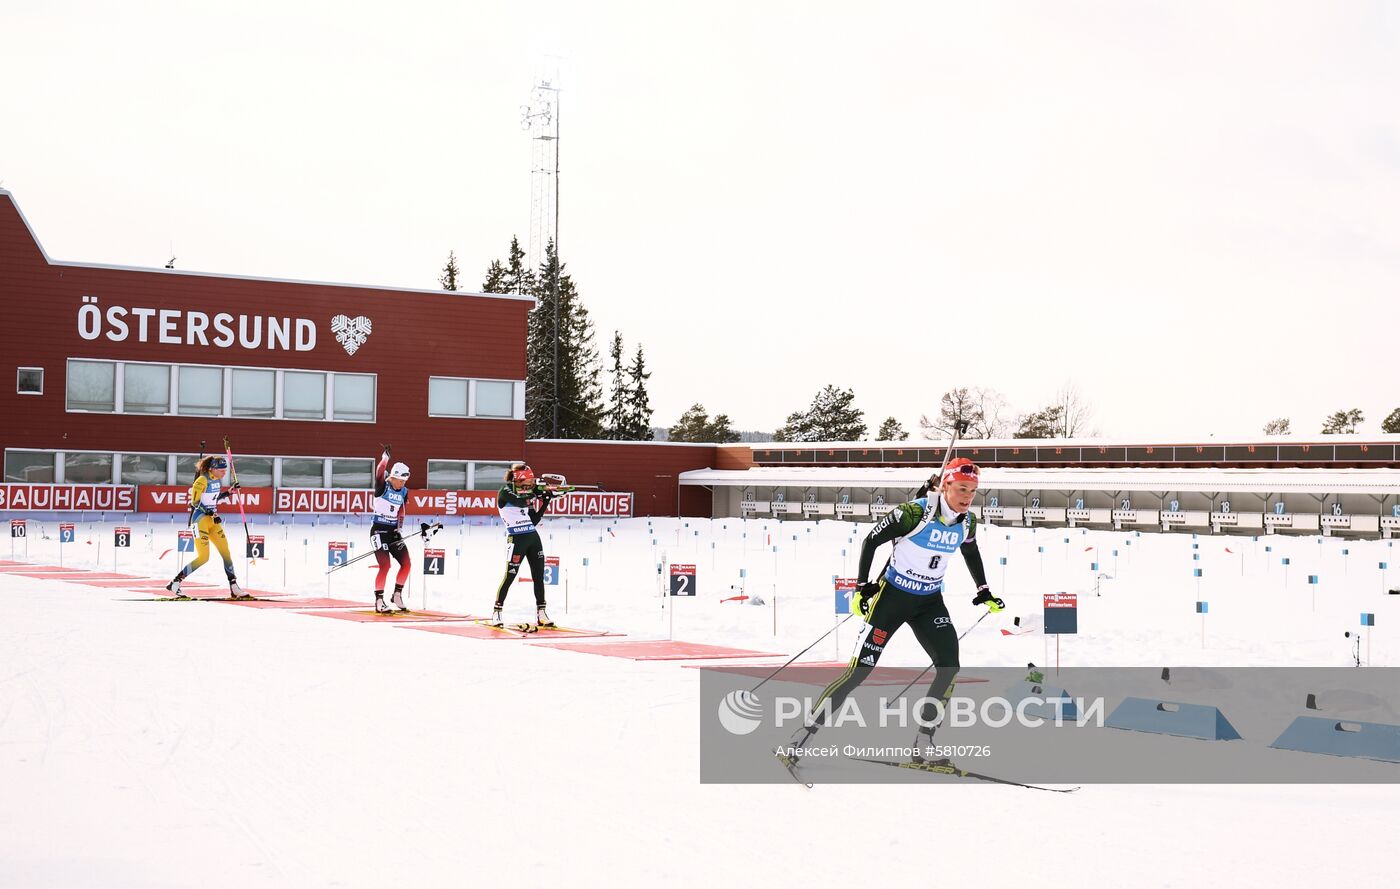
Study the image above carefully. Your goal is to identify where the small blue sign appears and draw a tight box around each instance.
[1193,568,1203,578]
[1361,613,1375,627]
[177,531,195,553]
[1196,601,1208,614]
[999,557,1007,566]
[59,525,76,544]
[1307,575,1318,585]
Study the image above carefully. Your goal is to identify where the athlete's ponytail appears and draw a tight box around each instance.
[195,455,217,477]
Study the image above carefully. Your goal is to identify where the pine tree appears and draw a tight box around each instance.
[526,241,604,439]
[775,385,866,441]
[1321,409,1364,434]
[605,332,628,440]
[877,417,908,441]
[481,259,507,294]
[503,236,533,295]
[668,404,739,443]
[1014,405,1065,439]
[1383,408,1400,434]
[439,250,461,291]
[625,345,654,440]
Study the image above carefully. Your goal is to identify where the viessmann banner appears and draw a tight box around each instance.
[138,485,275,514]
[0,484,634,517]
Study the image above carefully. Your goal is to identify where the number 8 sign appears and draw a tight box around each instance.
[670,564,697,596]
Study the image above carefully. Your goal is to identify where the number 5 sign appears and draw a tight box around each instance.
[670,564,697,596]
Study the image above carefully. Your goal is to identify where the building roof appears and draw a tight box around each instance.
[679,466,1400,494]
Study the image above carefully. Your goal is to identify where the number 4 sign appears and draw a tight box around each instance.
[423,548,445,575]
[670,564,697,596]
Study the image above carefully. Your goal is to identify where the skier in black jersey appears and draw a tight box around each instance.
[784,458,1005,766]
[489,462,556,629]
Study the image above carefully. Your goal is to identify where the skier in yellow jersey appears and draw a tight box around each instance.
[165,455,249,599]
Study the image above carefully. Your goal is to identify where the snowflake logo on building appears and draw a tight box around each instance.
[330,314,373,355]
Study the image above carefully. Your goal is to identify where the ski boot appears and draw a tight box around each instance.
[535,607,555,629]
[774,723,818,784]
[229,581,252,600]
[165,578,183,597]
[487,607,504,628]
[390,589,409,612]
[374,595,392,613]
[910,725,946,765]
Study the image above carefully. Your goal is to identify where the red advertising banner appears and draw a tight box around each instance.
[138,485,275,514]
[545,491,634,518]
[0,484,137,512]
[404,490,499,517]
[1043,593,1079,608]
[275,489,374,515]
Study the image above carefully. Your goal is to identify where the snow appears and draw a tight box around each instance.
[2,515,1399,887]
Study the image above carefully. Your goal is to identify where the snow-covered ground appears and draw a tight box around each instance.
[2,515,1398,888]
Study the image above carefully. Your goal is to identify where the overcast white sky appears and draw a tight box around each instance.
[3,1,1398,439]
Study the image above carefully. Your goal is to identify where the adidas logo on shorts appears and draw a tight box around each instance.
[860,655,876,666]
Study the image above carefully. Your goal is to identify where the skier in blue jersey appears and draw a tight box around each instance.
[370,445,412,613]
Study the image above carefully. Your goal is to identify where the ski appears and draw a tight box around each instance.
[849,757,1079,793]
[473,620,526,635]
[773,749,813,789]
[119,595,261,602]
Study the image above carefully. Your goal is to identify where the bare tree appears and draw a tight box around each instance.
[920,387,982,438]
[1054,382,1094,437]
[972,387,1011,438]
[1263,417,1291,436]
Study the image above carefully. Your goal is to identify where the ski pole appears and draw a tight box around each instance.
[185,439,206,528]
[325,522,443,574]
[749,613,856,693]
[222,436,251,541]
[887,608,994,700]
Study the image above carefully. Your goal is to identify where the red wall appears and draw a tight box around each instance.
[523,441,717,517]
[0,191,530,473]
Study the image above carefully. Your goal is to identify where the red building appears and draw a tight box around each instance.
[0,189,717,516]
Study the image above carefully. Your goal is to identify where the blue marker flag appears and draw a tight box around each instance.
[1196,601,1208,613]
[1361,613,1375,627]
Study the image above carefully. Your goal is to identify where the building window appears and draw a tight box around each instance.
[330,458,373,489]
[284,371,326,420]
[280,457,325,488]
[123,363,172,414]
[231,368,275,418]
[332,373,375,422]
[474,380,515,418]
[230,456,273,487]
[17,367,43,395]
[429,376,523,419]
[4,450,56,483]
[65,452,114,484]
[473,462,512,490]
[428,377,469,417]
[121,454,171,485]
[178,366,224,416]
[427,460,469,489]
[66,360,115,412]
